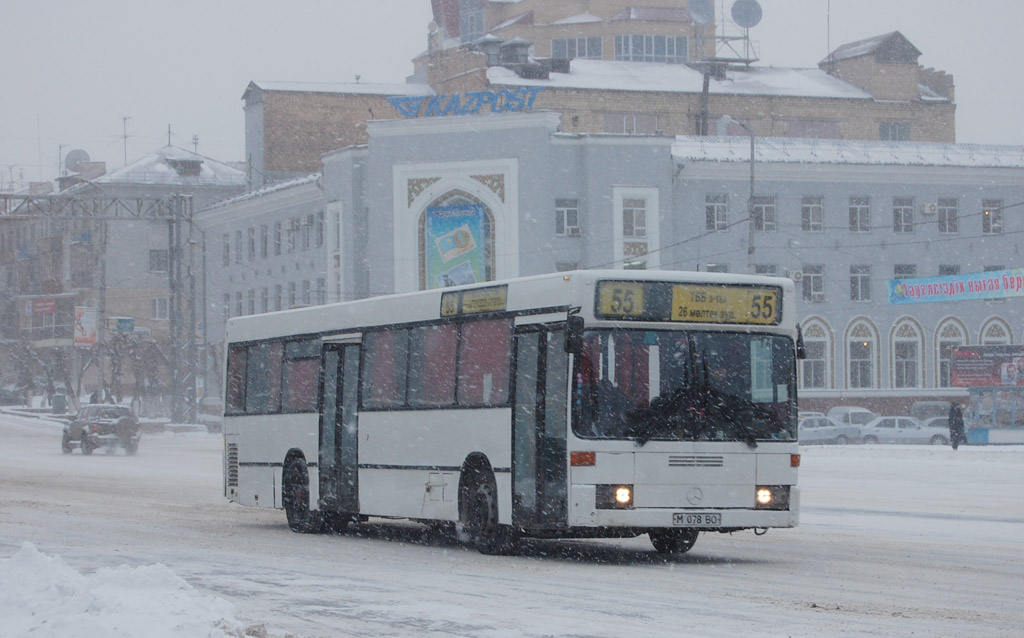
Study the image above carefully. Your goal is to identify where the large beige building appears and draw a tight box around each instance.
[244,2,955,186]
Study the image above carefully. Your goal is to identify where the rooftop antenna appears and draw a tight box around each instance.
[688,0,714,61]
[168,124,172,146]
[192,134,199,153]
[122,116,133,165]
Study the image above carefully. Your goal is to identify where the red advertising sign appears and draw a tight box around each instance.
[32,299,56,315]
[952,345,1024,387]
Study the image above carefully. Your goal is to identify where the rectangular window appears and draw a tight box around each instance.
[247,289,255,315]
[801,196,823,232]
[261,287,269,313]
[287,218,298,252]
[849,340,873,389]
[802,264,824,301]
[151,297,169,320]
[149,249,168,273]
[281,339,319,412]
[706,193,728,231]
[273,221,282,255]
[849,197,870,232]
[274,284,282,311]
[223,233,230,267]
[316,211,325,247]
[408,324,458,407]
[894,341,918,388]
[302,215,313,250]
[622,199,646,237]
[894,264,917,279]
[603,113,658,134]
[802,341,826,389]
[552,36,602,60]
[850,265,871,301]
[225,345,247,414]
[288,282,296,308]
[555,199,581,236]
[939,264,960,276]
[236,292,243,317]
[614,34,688,63]
[893,197,914,233]
[234,230,242,263]
[223,293,231,320]
[880,121,911,141]
[754,264,778,276]
[982,200,1003,234]
[260,224,268,258]
[243,341,283,413]
[316,277,326,305]
[753,196,777,232]
[247,227,256,260]
[458,319,512,406]
[937,198,958,234]
[705,263,729,273]
[302,280,311,305]
[362,329,411,408]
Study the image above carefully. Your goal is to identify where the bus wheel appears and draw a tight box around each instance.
[649,529,699,554]
[282,457,323,534]
[458,469,517,555]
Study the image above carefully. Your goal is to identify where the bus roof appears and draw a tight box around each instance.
[225,270,796,344]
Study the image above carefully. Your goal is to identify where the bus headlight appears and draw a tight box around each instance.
[596,484,634,509]
[755,485,790,510]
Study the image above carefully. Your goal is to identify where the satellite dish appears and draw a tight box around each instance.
[731,0,763,29]
[428,20,439,35]
[688,0,714,25]
[65,149,90,173]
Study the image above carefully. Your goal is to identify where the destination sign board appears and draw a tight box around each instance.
[595,281,780,325]
[440,285,509,317]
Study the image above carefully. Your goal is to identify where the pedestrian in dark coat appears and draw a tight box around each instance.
[948,403,966,450]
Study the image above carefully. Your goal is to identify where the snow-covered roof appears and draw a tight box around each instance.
[205,174,321,211]
[821,31,920,65]
[610,7,691,23]
[488,59,871,100]
[672,136,1024,169]
[93,146,246,187]
[492,11,533,32]
[246,80,433,98]
[551,12,602,25]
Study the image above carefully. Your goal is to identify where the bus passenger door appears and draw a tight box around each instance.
[514,328,568,527]
[319,342,360,514]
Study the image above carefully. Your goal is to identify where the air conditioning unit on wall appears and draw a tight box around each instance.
[786,269,803,282]
[920,202,938,215]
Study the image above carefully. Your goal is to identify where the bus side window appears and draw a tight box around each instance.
[458,318,512,406]
[225,346,247,414]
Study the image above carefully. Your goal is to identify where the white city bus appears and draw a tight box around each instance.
[223,270,802,554]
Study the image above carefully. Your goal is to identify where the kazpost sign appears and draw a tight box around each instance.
[388,87,544,119]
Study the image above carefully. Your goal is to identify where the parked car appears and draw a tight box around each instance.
[859,416,949,445]
[910,400,952,422]
[798,415,861,445]
[923,416,950,431]
[62,404,140,455]
[827,406,878,427]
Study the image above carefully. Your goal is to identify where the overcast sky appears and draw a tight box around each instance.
[3,0,1022,186]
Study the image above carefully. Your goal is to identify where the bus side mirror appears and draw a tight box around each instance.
[565,315,584,354]
[796,324,807,360]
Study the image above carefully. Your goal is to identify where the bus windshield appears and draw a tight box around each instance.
[576,329,797,445]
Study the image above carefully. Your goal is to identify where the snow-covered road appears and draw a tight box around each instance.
[1,413,1021,637]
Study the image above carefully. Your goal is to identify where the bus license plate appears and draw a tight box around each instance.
[673,512,721,526]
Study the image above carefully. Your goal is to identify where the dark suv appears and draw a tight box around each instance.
[62,404,140,455]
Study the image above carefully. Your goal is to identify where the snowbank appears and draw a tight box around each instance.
[0,543,248,638]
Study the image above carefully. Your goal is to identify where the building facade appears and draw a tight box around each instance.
[203,110,1021,414]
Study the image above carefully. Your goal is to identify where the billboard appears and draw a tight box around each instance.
[424,204,487,289]
[888,268,1024,305]
[74,307,97,347]
[951,345,1024,387]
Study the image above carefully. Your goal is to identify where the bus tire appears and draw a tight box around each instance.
[458,466,517,555]
[282,456,324,534]
[649,529,699,554]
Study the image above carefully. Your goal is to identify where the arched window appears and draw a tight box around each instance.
[419,191,495,290]
[800,318,832,389]
[980,317,1013,345]
[935,318,968,388]
[846,318,879,389]
[891,318,923,388]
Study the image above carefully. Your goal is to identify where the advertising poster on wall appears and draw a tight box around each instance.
[424,204,487,289]
[73,307,97,347]
[888,267,1024,304]
[952,345,1024,386]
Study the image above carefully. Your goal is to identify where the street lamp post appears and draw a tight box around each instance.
[719,116,756,273]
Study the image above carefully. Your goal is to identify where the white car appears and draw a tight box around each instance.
[798,415,861,445]
[859,416,950,445]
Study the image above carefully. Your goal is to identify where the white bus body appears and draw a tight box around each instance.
[223,270,801,554]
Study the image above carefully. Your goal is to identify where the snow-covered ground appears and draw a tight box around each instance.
[0,411,1021,638]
